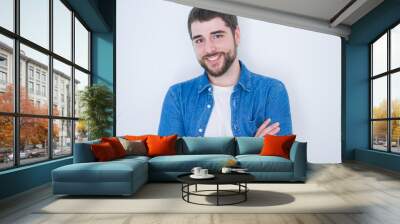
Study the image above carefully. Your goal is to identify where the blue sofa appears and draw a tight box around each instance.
[52,137,307,196]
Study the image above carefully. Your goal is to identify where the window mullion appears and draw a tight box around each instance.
[71,10,76,155]
[48,0,54,160]
[388,30,391,152]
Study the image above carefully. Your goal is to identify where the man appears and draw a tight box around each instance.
[158,8,292,137]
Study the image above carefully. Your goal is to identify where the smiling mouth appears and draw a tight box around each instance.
[206,53,221,62]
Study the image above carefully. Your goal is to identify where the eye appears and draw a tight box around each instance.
[212,34,224,39]
[194,38,203,44]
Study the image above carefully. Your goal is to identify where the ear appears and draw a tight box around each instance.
[234,26,240,46]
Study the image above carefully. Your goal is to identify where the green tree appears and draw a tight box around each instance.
[79,84,113,140]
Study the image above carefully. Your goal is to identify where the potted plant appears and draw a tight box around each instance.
[79,84,113,140]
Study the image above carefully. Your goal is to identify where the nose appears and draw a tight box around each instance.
[204,39,217,54]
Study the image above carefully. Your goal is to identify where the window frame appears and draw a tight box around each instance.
[0,0,92,171]
[370,20,400,154]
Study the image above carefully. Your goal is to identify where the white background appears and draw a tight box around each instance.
[116,0,342,163]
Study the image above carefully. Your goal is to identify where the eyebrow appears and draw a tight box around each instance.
[191,30,227,40]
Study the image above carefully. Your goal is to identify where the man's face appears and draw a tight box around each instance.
[190,17,240,77]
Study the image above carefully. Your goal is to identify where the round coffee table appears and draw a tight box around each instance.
[177,172,255,206]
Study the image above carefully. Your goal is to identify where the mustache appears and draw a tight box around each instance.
[202,52,224,60]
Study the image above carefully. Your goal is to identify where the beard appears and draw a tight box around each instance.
[198,45,237,78]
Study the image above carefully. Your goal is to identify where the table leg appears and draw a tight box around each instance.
[245,183,247,201]
[217,184,219,206]
[195,184,197,192]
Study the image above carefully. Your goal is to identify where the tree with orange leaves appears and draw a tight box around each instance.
[0,84,59,151]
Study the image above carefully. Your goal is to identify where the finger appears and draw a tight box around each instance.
[255,119,271,137]
[259,123,280,137]
[268,126,280,136]
[259,126,280,137]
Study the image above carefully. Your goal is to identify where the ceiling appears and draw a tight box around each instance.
[167,0,384,38]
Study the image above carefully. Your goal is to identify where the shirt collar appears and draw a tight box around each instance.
[197,60,252,94]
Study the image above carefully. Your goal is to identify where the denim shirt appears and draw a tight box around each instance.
[158,61,292,137]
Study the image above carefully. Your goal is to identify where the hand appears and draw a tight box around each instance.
[255,118,280,137]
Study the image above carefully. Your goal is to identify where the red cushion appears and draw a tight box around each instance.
[91,142,118,161]
[124,134,156,141]
[146,135,177,157]
[101,137,127,158]
[259,134,296,159]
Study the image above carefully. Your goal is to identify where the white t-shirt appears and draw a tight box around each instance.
[204,84,234,137]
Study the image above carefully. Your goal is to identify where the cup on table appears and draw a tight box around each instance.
[199,168,208,176]
[191,167,202,176]
[221,167,232,174]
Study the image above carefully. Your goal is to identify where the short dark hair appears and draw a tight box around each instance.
[187,8,238,39]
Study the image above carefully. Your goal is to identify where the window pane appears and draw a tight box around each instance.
[75,120,88,143]
[53,59,72,117]
[372,77,387,119]
[0,116,13,170]
[20,117,49,165]
[391,120,400,153]
[372,121,388,151]
[392,24,400,70]
[20,0,49,49]
[53,119,72,157]
[53,0,72,60]
[372,33,387,76]
[392,72,400,118]
[20,44,49,115]
[0,0,13,31]
[74,69,89,118]
[75,18,89,70]
[0,34,14,112]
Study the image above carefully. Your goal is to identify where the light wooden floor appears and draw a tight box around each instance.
[1,162,400,224]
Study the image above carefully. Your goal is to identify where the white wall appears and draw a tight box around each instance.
[116,0,342,163]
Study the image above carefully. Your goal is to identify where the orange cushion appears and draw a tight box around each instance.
[124,134,155,141]
[101,137,127,158]
[146,135,177,157]
[259,134,296,159]
[91,142,118,161]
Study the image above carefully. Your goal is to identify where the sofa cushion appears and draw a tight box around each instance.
[260,134,296,159]
[101,137,127,158]
[53,158,148,183]
[148,154,235,172]
[118,138,147,156]
[236,137,263,155]
[178,137,235,155]
[147,135,177,157]
[91,142,118,161]
[236,155,293,172]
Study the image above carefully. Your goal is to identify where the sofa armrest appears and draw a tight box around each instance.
[73,140,100,163]
[289,141,307,181]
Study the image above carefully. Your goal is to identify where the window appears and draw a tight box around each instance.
[0,0,13,32]
[28,67,34,80]
[0,35,13,110]
[35,70,40,81]
[0,0,91,170]
[42,85,46,97]
[36,84,40,95]
[0,71,6,85]
[0,54,7,88]
[0,55,7,67]
[41,73,46,82]
[28,81,34,94]
[371,23,400,154]
[75,18,89,70]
